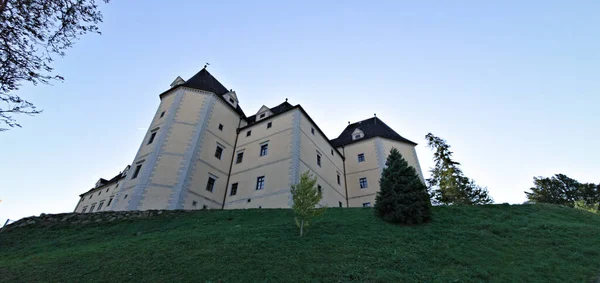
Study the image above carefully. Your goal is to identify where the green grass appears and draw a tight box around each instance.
[1,204,600,282]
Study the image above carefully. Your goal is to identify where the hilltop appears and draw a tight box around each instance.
[1,204,599,282]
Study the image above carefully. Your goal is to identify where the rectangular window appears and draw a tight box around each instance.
[236,152,244,164]
[311,127,315,135]
[317,185,322,193]
[147,132,157,145]
[246,130,251,137]
[260,113,265,118]
[355,134,361,139]
[89,204,96,212]
[97,201,104,211]
[160,111,165,118]
[107,197,113,206]
[337,174,341,185]
[363,202,371,208]
[229,98,235,103]
[317,154,321,167]
[359,177,368,189]
[82,207,88,213]
[192,201,197,207]
[206,177,215,192]
[256,176,265,190]
[132,164,142,179]
[260,144,268,156]
[215,145,223,159]
[230,183,238,196]
[339,201,342,208]
[358,153,365,163]
[267,122,272,129]
[218,124,223,131]
[331,149,334,156]
[89,195,92,199]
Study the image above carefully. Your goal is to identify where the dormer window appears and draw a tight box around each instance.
[352,128,365,140]
[255,105,272,121]
[224,91,238,108]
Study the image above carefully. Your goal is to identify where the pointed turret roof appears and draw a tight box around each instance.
[330,117,417,147]
[181,68,229,95]
[160,67,246,117]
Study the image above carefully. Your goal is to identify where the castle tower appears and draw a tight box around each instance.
[110,68,245,211]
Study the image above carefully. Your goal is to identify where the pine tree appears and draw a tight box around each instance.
[425,133,493,205]
[291,171,325,236]
[375,148,432,224]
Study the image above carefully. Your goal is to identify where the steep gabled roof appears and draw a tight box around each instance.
[330,117,417,147]
[245,101,294,125]
[159,68,246,117]
[79,171,126,197]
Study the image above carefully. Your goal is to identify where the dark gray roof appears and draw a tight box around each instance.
[79,171,126,197]
[159,68,246,117]
[330,117,417,147]
[181,68,229,95]
[245,101,294,125]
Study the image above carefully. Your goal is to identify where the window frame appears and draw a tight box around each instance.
[363,202,371,208]
[147,131,157,145]
[317,153,322,167]
[132,164,142,179]
[160,111,166,118]
[359,177,368,189]
[215,145,223,159]
[218,124,223,131]
[256,176,265,190]
[206,176,216,192]
[246,130,251,137]
[358,153,365,163]
[267,122,272,129]
[230,183,238,196]
[260,143,268,156]
[236,152,244,164]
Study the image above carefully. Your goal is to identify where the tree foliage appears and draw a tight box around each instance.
[290,171,325,236]
[525,174,599,211]
[425,133,493,205]
[0,0,108,131]
[375,148,432,224]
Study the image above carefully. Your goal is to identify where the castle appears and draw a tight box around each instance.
[73,68,424,213]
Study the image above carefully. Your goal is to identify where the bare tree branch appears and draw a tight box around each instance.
[0,0,109,131]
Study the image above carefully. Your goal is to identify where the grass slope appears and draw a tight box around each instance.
[1,204,600,282]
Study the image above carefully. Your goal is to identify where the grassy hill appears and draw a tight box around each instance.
[1,204,599,282]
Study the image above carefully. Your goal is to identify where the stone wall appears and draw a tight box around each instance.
[1,210,194,233]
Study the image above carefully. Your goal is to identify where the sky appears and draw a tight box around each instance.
[1,0,599,224]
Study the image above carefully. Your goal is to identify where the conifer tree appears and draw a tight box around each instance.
[426,133,493,205]
[291,171,325,236]
[375,148,432,224]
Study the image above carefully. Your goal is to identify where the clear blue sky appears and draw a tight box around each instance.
[2,0,599,224]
